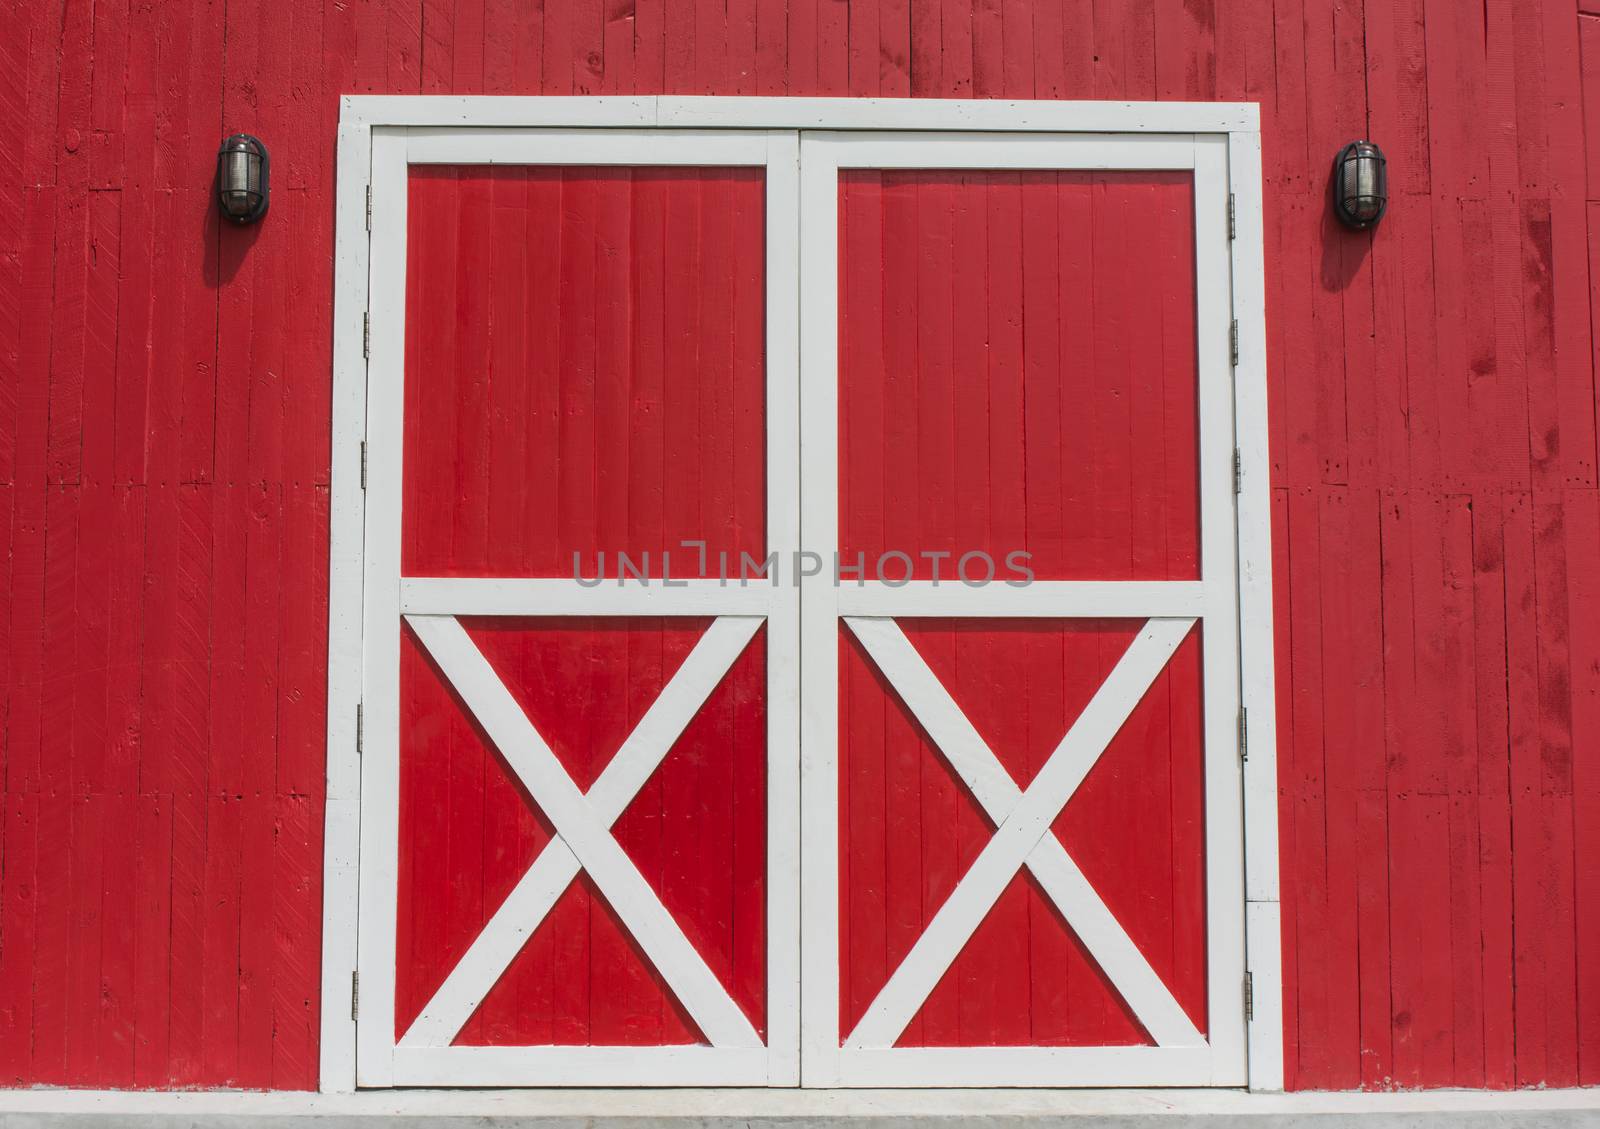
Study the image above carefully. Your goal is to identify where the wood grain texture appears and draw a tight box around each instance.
[0,0,1597,1092]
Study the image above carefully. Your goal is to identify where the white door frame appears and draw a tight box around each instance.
[346,124,802,1088]
[324,97,1279,1094]
[798,130,1243,1088]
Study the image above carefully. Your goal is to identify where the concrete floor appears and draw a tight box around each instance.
[1,1088,1598,1128]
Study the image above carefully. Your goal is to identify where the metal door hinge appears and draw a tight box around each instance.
[1228,192,1236,240]
[363,311,371,359]
[1234,449,1243,494]
[359,441,368,491]
[1238,705,1249,762]
[1244,971,1254,1021]
[365,184,373,231]
[356,701,364,755]
[351,970,360,1021]
[1230,319,1240,367]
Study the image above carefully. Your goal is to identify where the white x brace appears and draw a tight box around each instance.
[400,613,765,1049]
[841,615,1205,1050]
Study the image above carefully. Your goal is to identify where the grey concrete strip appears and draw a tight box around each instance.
[6,1114,1600,1129]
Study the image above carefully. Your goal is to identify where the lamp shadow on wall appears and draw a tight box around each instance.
[207,189,264,286]
[1319,201,1373,293]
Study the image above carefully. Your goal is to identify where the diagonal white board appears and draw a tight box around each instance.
[405,613,765,1049]
[842,615,1203,1050]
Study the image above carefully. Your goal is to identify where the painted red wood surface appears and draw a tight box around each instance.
[394,165,768,1046]
[838,170,1199,582]
[835,170,1204,1047]
[839,621,1206,1046]
[396,618,768,1045]
[401,167,767,581]
[0,0,1597,1092]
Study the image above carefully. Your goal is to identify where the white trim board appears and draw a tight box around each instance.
[337,124,803,1092]
[324,97,1280,1095]
[794,128,1249,1090]
[341,95,1258,133]
[3,1088,1597,1118]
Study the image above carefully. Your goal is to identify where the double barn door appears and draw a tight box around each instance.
[353,122,1250,1088]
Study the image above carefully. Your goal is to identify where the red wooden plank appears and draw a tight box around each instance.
[271,791,320,1088]
[276,482,328,798]
[752,0,784,92]
[30,792,72,1082]
[1532,498,1579,1087]
[97,793,139,1087]
[45,183,88,487]
[64,794,106,1085]
[131,794,173,1086]
[1470,490,1517,1088]
[0,794,39,1083]
[40,484,80,800]
[236,775,278,1086]
[1313,487,1362,1088]
[6,189,55,796]
[1584,17,1600,199]
[199,790,244,1084]
[969,0,1000,95]
[1503,491,1547,1086]
[1566,489,1600,1086]
[1441,493,1486,1088]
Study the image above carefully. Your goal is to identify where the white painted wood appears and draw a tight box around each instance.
[400,576,778,617]
[835,580,1205,618]
[400,615,764,1048]
[761,128,805,1088]
[1192,132,1249,1088]
[843,617,1204,1049]
[795,124,1263,1089]
[1246,899,1284,1092]
[1228,128,1283,1093]
[332,102,1277,1093]
[391,1046,773,1088]
[406,614,764,1050]
[319,119,372,1095]
[796,129,843,1088]
[407,127,777,166]
[353,125,409,1090]
[348,122,805,1088]
[842,617,1196,1050]
[806,131,1197,170]
[340,95,1259,134]
[834,1046,1219,1088]
[11,1083,1600,1117]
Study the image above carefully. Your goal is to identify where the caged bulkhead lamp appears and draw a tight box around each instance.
[217,134,270,224]
[1332,140,1387,230]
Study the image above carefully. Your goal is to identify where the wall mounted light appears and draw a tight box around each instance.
[217,134,269,224]
[1332,140,1387,230]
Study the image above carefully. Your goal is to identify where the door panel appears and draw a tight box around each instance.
[358,129,800,1088]
[356,125,1245,1090]
[838,620,1207,1048]
[837,170,1200,581]
[400,166,769,580]
[799,132,1244,1088]
[396,617,768,1047]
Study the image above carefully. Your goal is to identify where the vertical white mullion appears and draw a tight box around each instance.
[797,133,843,1087]
[1193,133,1247,1086]
[320,114,373,1095]
[355,126,409,1088]
[1229,127,1284,1093]
[763,129,803,1087]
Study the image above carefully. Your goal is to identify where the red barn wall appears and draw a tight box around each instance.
[0,0,1597,1093]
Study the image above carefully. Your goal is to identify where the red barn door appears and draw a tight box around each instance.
[797,133,1248,1087]
[348,121,1254,1090]
[355,129,801,1087]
